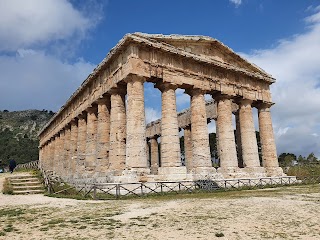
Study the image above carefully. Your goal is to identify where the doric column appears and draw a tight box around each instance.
[214,118,220,161]
[39,146,43,168]
[109,88,126,172]
[53,135,60,173]
[49,137,55,171]
[189,89,213,174]
[85,107,98,175]
[77,113,87,177]
[63,125,71,178]
[146,139,150,167]
[158,83,181,167]
[215,95,239,174]
[257,103,283,176]
[41,143,47,169]
[58,130,65,176]
[183,125,193,172]
[150,136,159,174]
[69,119,78,178]
[96,97,111,173]
[235,110,243,168]
[238,99,260,168]
[126,76,148,170]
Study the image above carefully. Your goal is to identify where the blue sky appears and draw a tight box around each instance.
[0,0,319,158]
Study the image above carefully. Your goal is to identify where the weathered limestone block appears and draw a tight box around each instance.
[189,89,215,176]
[109,88,126,174]
[258,103,284,176]
[184,126,193,172]
[96,97,111,173]
[77,114,87,177]
[158,83,181,167]
[85,107,98,175]
[150,136,159,174]
[215,96,241,177]
[126,76,148,170]
[69,120,78,178]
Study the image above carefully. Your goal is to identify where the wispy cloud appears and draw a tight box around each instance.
[229,0,242,8]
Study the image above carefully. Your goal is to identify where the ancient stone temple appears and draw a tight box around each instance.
[38,33,283,184]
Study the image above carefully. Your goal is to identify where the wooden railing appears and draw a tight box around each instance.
[43,176,303,200]
[15,160,39,170]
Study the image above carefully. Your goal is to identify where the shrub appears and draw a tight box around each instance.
[2,178,13,194]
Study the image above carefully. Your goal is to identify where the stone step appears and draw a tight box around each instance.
[9,177,39,182]
[13,189,45,194]
[12,185,43,190]
[6,173,45,195]
[11,181,42,186]
[7,175,33,179]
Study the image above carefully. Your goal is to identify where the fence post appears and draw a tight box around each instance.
[141,183,144,196]
[93,185,97,200]
[116,184,120,199]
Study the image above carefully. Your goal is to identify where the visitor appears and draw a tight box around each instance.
[9,159,16,173]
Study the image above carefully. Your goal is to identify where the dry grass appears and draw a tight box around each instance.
[0,184,319,239]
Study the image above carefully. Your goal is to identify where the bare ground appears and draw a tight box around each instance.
[0,172,319,240]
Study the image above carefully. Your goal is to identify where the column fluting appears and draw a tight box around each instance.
[109,88,126,172]
[126,76,148,169]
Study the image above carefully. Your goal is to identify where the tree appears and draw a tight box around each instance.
[306,153,318,163]
[278,153,297,167]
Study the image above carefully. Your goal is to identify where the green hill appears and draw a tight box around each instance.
[0,109,54,166]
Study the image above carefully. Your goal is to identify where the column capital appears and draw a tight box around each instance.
[234,98,253,106]
[125,74,146,83]
[86,105,98,114]
[70,118,78,126]
[95,95,110,105]
[78,112,87,120]
[212,93,234,102]
[183,124,191,130]
[149,134,160,140]
[62,124,70,131]
[109,86,127,95]
[155,82,178,92]
[185,88,206,96]
[254,101,274,110]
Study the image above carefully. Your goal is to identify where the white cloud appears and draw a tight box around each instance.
[0,0,98,51]
[229,0,242,8]
[242,6,320,157]
[0,0,103,111]
[176,88,190,111]
[0,49,95,111]
[145,107,161,124]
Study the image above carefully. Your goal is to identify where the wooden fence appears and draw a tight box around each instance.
[15,160,39,170]
[44,176,306,200]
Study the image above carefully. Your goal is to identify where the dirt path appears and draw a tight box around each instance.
[0,172,319,239]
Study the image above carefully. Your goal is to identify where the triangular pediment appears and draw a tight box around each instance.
[132,33,272,79]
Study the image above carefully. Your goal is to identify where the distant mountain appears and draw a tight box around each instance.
[0,109,54,166]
